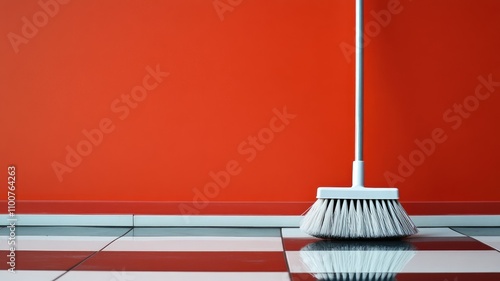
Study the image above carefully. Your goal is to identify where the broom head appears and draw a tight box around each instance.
[300,187,418,239]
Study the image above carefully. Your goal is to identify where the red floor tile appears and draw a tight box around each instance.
[75,251,288,272]
[0,250,94,270]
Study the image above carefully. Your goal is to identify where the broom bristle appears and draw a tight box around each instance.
[299,240,416,280]
[300,199,418,239]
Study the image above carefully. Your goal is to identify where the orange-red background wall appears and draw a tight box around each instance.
[1,0,500,214]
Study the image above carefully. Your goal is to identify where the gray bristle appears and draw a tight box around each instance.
[300,199,418,239]
[299,240,416,281]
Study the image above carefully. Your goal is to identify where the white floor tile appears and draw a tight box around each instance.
[0,236,117,251]
[472,236,500,251]
[58,271,291,281]
[402,251,500,272]
[286,250,500,273]
[409,228,465,237]
[281,228,314,238]
[104,237,283,251]
[128,227,281,237]
[0,270,64,281]
[281,227,464,238]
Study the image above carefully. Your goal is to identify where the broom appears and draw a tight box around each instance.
[300,0,418,239]
[299,240,416,280]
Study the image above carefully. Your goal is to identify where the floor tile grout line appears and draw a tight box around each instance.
[52,227,134,281]
[280,227,294,281]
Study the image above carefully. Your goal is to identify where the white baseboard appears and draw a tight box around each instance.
[1,214,500,227]
[134,215,302,227]
[0,215,133,227]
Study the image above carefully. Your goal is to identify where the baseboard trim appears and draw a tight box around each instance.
[1,214,500,227]
[2,201,500,215]
[1,215,133,227]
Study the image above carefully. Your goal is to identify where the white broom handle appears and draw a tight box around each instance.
[353,0,365,187]
[355,0,364,161]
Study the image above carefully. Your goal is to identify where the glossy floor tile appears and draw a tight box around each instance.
[472,236,500,251]
[1,226,500,281]
[0,250,95,270]
[58,271,291,281]
[73,251,288,271]
[0,270,65,281]
[127,227,281,237]
[282,227,467,238]
[104,236,284,251]
[290,273,500,281]
[287,250,500,273]
[452,227,500,236]
[0,236,123,251]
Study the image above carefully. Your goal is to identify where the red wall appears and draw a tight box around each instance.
[1,0,500,214]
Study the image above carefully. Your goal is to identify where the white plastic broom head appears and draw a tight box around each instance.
[316,187,398,200]
[302,162,417,239]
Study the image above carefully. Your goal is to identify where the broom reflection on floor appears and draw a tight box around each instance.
[299,240,416,281]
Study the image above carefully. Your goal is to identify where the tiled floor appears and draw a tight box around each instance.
[1,226,500,280]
